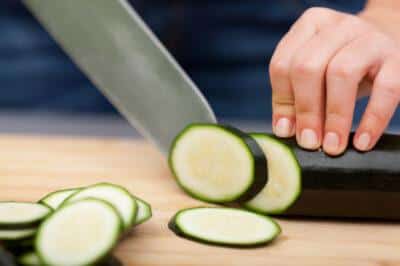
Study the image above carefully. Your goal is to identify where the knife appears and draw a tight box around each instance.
[23,0,216,154]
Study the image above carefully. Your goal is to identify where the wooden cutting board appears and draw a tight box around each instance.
[0,135,399,266]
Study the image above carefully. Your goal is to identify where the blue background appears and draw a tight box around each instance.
[1,0,398,126]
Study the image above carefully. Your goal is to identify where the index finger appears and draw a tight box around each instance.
[269,8,340,137]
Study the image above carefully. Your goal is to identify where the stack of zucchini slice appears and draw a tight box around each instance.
[0,202,51,251]
[168,123,302,247]
[169,123,302,212]
[0,183,152,265]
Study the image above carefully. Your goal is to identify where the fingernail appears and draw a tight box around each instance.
[323,132,339,152]
[356,132,370,150]
[275,118,292,137]
[300,128,318,149]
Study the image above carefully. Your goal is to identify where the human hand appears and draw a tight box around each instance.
[269,7,400,155]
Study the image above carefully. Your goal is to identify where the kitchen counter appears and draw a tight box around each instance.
[0,134,398,266]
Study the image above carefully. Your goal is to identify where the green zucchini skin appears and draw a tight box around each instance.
[219,125,268,202]
[18,251,41,266]
[0,223,38,231]
[279,133,400,219]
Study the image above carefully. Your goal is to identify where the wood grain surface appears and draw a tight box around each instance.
[0,134,398,266]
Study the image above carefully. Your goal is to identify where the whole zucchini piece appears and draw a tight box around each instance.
[282,133,400,219]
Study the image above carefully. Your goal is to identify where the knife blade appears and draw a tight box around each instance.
[23,0,216,154]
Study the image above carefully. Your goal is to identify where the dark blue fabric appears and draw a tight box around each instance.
[2,0,398,127]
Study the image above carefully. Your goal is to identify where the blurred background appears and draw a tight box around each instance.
[0,0,398,137]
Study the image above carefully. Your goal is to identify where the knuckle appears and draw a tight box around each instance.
[269,57,290,78]
[375,78,400,99]
[342,15,364,28]
[296,110,322,126]
[272,95,294,106]
[302,7,331,20]
[327,61,356,80]
[365,109,387,124]
[291,59,321,77]
[325,112,349,127]
[296,102,319,116]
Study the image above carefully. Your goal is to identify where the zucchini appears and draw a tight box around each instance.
[18,251,41,266]
[63,183,137,229]
[245,134,301,214]
[169,207,280,247]
[39,188,80,209]
[36,198,121,266]
[169,124,268,203]
[0,202,51,229]
[0,228,36,241]
[133,196,152,225]
[279,133,400,219]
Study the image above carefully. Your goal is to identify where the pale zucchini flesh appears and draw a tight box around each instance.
[39,188,80,210]
[0,228,36,241]
[169,207,281,247]
[133,197,152,225]
[169,124,267,203]
[245,134,301,214]
[63,183,137,229]
[36,198,121,266]
[0,202,51,229]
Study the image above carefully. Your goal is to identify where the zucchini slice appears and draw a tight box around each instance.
[169,124,268,203]
[36,198,121,266]
[63,183,137,229]
[169,207,280,247]
[0,228,36,241]
[0,202,51,229]
[245,134,302,214]
[133,197,152,225]
[39,188,80,209]
[18,251,41,266]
